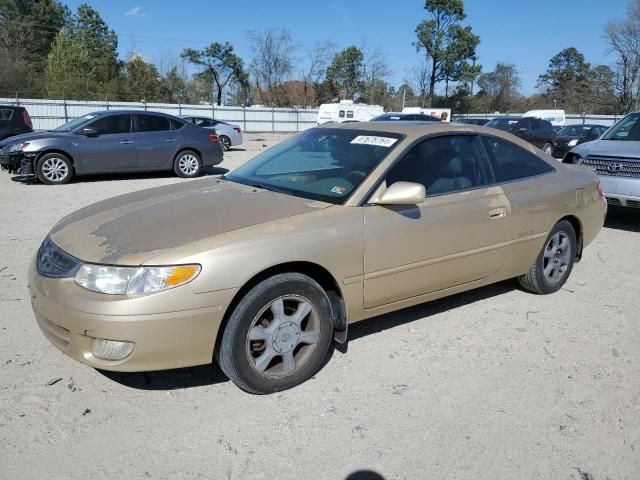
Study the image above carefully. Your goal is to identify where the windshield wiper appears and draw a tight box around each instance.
[251,183,277,192]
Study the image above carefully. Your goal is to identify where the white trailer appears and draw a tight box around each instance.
[402,107,452,122]
[317,100,384,125]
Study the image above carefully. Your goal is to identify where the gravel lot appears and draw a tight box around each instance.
[1,133,639,480]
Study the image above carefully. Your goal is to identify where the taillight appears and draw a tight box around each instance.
[596,180,604,198]
[22,110,32,129]
[233,127,241,133]
[207,133,219,143]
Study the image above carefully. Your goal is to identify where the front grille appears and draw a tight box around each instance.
[583,156,640,178]
[36,236,81,278]
[607,197,622,206]
[627,200,640,208]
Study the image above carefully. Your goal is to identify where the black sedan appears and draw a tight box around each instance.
[371,113,441,122]
[551,124,608,159]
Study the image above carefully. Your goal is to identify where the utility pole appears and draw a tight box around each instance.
[402,88,406,110]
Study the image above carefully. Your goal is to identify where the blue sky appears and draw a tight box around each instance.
[63,0,629,94]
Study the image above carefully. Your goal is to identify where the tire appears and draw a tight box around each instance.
[542,143,553,155]
[36,153,73,185]
[219,135,232,151]
[518,220,577,294]
[173,150,202,178]
[217,273,334,394]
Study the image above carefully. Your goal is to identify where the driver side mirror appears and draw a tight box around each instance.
[374,181,426,206]
[80,127,99,137]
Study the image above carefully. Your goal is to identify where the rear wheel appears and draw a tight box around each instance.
[518,220,576,294]
[36,153,73,185]
[219,135,232,151]
[542,143,553,155]
[174,150,202,178]
[217,273,333,394]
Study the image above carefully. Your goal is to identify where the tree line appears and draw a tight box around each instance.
[1,0,639,114]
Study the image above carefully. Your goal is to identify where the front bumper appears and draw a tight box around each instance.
[28,262,238,372]
[552,145,571,159]
[598,175,640,209]
[0,153,34,174]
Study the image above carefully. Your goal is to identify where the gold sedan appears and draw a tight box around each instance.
[29,123,606,394]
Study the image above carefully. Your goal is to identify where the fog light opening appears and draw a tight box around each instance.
[90,338,135,361]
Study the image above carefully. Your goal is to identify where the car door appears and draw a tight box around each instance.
[134,114,181,169]
[76,113,137,172]
[480,135,557,275]
[363,134,511,309]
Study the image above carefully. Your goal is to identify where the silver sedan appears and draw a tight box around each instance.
[180,116,243,150]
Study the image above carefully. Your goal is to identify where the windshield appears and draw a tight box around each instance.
[558,125,596,137]
[603,113,640,141]
[53,114,99,132]
[486,118,519,131]
[225,128,404,204]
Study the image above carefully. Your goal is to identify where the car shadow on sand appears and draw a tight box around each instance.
[604,206,640,233]
[101,281,516,392]
[10,167,229,185]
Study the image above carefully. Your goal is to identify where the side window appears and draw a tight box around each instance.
[482,136,554,183]
[346,111,354,119]
[137,114,171,132]
[88,114,131,135]
[386,135,490,196]
[338,110,345,118]
[519,118,532,131]
[170,118,185,130]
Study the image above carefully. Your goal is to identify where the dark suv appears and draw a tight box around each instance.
[0,106,33,141]
[486,116,556,155]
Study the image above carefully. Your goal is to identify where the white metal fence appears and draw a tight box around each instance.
[454,113,625,127]
[0,97,320,132]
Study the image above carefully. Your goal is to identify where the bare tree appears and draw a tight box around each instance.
[407,61,431,107]
[362,47,391,105]
[299,41,334,108]
[248,29,296,106]
[605,0,640,111]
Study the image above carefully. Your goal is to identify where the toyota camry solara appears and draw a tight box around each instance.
[29,123,606,394]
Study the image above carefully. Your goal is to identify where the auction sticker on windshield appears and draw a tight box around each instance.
[351,136,398,147]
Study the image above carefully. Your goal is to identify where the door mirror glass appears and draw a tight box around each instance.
[81,127,99,137]
[376,181,426,205]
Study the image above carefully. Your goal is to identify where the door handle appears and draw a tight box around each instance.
[489,207,507,219]
[119,140,133,145]
[165,138,176,143]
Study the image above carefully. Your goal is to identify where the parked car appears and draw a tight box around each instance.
[29,122,605,394]
[371,113,441,122]
[0,105,33,141]
[551,124,608,159]
[485,116,521,131]
[487,116,556,154]
[180,116,243,150]
[456,117,490,126]
[0,110,223,184]
[564,112,640,208]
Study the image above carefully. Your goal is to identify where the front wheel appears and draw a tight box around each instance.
[174,150,202,178]
[542,143,553,155]
[217,273,334,394]
[518,220,577,294]
[36,153,73,185]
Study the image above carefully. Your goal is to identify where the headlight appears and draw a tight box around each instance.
[7,142,29,153]
[74,264,201,295]
[568,139,579,147]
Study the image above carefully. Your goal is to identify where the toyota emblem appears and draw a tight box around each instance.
[607,163,624,173]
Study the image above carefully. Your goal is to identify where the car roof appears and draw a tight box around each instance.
[0,105,25,111]
[320,121,521,142]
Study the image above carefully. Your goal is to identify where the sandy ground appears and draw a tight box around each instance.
[1,133,639,480]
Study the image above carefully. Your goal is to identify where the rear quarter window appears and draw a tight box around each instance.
[482,136,554,183]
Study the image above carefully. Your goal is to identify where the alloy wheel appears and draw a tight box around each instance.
[543,232,571,283]
[41,157,69,182]
[178,154,199,175]
[246,295,320,379]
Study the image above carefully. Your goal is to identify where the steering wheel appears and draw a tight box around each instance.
[346,170,368,184]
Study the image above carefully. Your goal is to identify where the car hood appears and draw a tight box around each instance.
[0,130,68,146]
[572,139,640,159]
[49,178,332,265]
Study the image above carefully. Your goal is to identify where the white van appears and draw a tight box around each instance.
[523,110,566,127]
[402,107,452,122]
[317,100,384,125]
